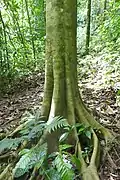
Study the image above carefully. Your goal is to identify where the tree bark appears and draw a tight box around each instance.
[86,0,91,54]
[104,0,107,10]
[41,0,112,179]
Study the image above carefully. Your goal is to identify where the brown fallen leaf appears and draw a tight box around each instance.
[105,105,115,115]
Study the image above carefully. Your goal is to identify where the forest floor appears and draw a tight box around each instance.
[0,57,120,179]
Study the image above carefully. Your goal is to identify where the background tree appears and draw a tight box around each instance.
[0,0,45,92]
[104,0,107,10]
[86,0,91,54]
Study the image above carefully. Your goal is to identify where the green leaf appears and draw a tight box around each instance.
[85,130,92,139]
[59,132,69,142]
[117,90,120,95]
[71,154,81,171]
[19,149,30,156]
[46,116,69,133]
[0,137,25,154]
[59,144,73,151]
[55,153,75,180]
[20,111,46,139]
[13,143,47,178]
[46,168,61,180]
[78,126,85,134]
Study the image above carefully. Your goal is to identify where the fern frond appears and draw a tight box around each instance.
[70,154,81,172]
[20,110,46,124]
[59,144,73,151]
[20,121,45,140]
[20,111,36,124]
[20,111,46,139]
[46,167,61,180]
[27,123,45,139]
[55,153,75,180]
[46,116,69,133]
[13,143,47,178]
[0,137,25,154]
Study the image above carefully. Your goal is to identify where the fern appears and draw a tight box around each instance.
[27,123,45,139]
[0,137,25,154]
[70,154,81,172]
[20,114,69,139]
[20,110,46,124]
[46,168,61,180]
[20,111,46,140]
[54,153,75,180]
[46,116,69,133]
[0,114,75,179]
[59,144,73,151]
[0,112,46,154]
[20,121,45,139]
[13,143,47,178]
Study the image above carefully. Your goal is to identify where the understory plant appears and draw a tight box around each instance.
[0,110,102,180]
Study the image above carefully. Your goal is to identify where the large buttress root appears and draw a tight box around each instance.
[41,80,113,180]
[74,96,113,180]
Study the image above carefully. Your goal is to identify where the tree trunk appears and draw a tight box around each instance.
[86,0,91,54]
[41,0,112,179]
[104,0,107,10]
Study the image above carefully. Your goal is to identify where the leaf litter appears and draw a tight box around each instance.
[0,58,120,179]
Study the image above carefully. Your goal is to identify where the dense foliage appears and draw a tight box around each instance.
[0,0,45,90]
[0,0,120,90]
[77,0,120,89]
[0,111,93,180]
[77,0,120,53]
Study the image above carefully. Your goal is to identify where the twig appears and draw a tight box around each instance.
[107,153,117,169]
[0,164,12,180]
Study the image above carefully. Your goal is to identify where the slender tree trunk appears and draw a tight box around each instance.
[25,0,36,62]
[3,0,28,64]
[0,15,3,69]
[103,0,107,21]
[41,0,112,179]
[86,0,91,54]
[104,0,107,10]
[0,10,9,69]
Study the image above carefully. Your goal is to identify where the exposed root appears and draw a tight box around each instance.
[90,130,99,166]
[82,165,99,180]
[76,137,100,180]
[75,97,113,141]
[77,142,87,171]
[0,100,113,180]
[74,97,114,179]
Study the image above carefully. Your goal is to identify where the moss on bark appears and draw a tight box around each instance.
[41,0,113,179]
